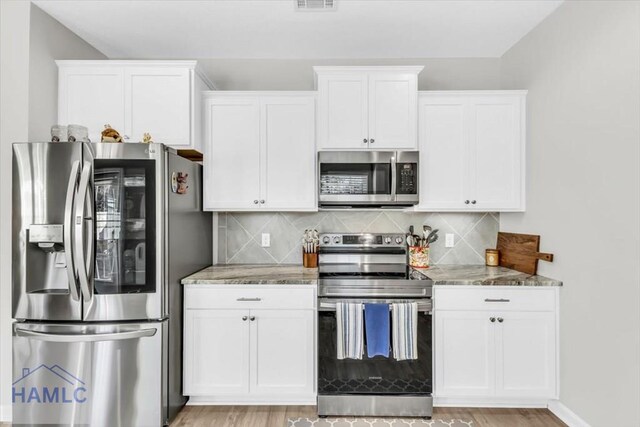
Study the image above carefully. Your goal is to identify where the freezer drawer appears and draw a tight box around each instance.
[12,321,166,427]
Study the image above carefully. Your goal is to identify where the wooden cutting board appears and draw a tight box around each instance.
[496,232,554,275]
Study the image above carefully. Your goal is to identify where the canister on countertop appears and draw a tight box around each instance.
[486,249,500,266]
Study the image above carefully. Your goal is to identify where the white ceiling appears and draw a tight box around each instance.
[33,0,563,59]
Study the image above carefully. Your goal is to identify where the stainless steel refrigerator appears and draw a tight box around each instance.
[12,142,212,426]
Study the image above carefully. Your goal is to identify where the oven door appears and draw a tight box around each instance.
[318,151,395,205]
[317,298,432,396]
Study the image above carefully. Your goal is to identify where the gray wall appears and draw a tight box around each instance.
[197,58,501,90]
[0,4,106,421]
[218,212,498,265]
[0,2,30,420]
[28,4,106,141]
[500,2,640,426]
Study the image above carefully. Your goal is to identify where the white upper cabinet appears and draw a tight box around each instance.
[316,73,368,149]
[315,66,422,150]
[417,91,526,212]
[58,66,126,144]
[203,92,317,212]
[57,60,214,151]
[204,97,262,210]
[124,67,191,147]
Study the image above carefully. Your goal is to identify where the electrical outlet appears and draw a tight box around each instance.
[261,233,270,247]
[445,233,455,248]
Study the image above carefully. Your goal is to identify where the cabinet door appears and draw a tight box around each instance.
[418,97,469,210]
[204,98,261,210]
[435,311,495,397]
[124,67,191,146]
[317,74,369,149]
[183,309,250,396]
[468,95,524,210]
[58,66,125,143]
[368,73,417,149]
[261,97,316,210]
[249,310,315,397]
[495,311,556,398]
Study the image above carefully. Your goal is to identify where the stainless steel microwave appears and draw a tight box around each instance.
[318,151,419,208]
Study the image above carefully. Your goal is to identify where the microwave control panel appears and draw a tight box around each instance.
[397,163,417,194]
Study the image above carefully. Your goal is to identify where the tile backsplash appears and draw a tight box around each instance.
[217,211,499,265]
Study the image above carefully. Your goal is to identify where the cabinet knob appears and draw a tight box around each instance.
[490,317,496,323]
[242,316,248,321]
[363,138,368,143]
[471,200,477,204]
[370,138,375,143]
[497,317,504,323]
[260,200,265,204]
[250,316,256,321]
[123,135,130,140]
[465,200,470,204]
[254,200,259,204]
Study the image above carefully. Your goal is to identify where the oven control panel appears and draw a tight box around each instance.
[320,233,406,246]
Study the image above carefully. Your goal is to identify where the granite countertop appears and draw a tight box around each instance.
[181,265,318,285]
[182,264,561,287]
[411,265,563,287]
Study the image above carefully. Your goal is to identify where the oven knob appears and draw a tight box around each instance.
[395,236,404,244]
[333,236,341,244]
[384,236,392,244]
[322,236,330,244]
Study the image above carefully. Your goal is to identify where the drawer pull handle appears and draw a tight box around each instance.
[237,297,262,302]
[484,298,510,303]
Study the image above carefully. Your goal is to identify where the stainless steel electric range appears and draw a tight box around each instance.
[317,233,433,418]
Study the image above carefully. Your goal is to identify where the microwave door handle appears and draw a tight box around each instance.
[390,154,397,202]
[74,161,93,302]
[64,160,81,302]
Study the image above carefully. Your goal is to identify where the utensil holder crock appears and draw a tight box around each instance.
[303,251,318,268]
[409,246,430,268]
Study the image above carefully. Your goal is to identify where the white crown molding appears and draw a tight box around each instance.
[202,91,317,98]
[313,65,424,75]
[419,90,529,96]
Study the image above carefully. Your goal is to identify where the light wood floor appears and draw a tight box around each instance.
[170,405,567,427]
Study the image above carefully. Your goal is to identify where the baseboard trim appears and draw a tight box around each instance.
[187,396,316,406]
[434,396,549,408]
[548,400,590,427]
[0,403,11,422]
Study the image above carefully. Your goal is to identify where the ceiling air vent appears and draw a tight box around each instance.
[296,0,335,11]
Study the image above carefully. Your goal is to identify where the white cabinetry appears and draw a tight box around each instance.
[57,60,213,151]
[434,287,558,406]
[183,285,316,405]
[315,66,422,150]
[417,91,526,212]
[203,92,316,211]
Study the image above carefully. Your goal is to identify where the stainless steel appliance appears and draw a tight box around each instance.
[318,151,419,208]
[317,233,433,418]
[12,142,211,427]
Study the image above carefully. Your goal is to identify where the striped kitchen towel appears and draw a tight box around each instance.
[336,302,364,360]
[391,302,418,360]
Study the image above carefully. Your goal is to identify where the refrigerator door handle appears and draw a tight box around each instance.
[64,160,81,301]
[15,327,157,342]
[74,161,93,302]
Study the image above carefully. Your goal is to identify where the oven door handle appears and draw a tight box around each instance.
[318,299,432,313]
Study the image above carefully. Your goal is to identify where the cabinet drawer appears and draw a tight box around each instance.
[435,287,556,312]
[184,286,316,310]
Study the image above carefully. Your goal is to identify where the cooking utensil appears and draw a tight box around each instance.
[423,225,431,241]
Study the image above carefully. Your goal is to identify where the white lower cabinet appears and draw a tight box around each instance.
[183,285,316,404]
[434,287,558,406]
